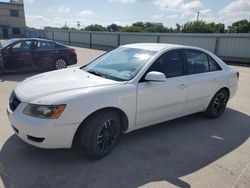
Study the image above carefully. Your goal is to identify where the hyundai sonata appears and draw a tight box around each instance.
[7,43,238,158]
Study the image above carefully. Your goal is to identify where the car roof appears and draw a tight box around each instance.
[14,38,54,42]
[122,43,202,52]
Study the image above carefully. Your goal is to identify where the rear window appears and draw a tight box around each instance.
[208,56,222,71]
[186,50,209,74]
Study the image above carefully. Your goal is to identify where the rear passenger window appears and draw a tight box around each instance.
[208,56,222,71]
[186,50,209,74]
[36,41,55,49]
[148,50,183,78]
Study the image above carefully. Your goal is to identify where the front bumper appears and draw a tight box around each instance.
[68,54,77,65]
[7,102,78,149]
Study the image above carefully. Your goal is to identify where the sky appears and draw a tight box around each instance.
[3,0,250,29]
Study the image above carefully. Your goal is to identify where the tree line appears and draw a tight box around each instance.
[44,19,250,33]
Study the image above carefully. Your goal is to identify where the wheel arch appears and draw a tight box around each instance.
[72,107,129,147]
[219,87,230,98]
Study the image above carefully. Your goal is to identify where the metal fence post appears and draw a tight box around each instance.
[117,34,120,46]
[89,32,92,49]
[214,37,220,55]
[68,31,71,46]
[157,35,160,43]
[52,31,55,41]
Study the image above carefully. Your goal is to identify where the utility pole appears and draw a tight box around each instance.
[196,11,200,22]
[77,21,81,30]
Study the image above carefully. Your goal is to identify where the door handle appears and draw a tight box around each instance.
[178,84,188,89]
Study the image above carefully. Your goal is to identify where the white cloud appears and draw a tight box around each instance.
[109,0,136,4]
[47,5,71,13]
[26,14,102,29]
[180,1,202,17]
[151,14,164,19]
[26,14,49,29]
[166,14,178,19]
[218,0,250,25]
[77,10,94,17]
[23,0,35,3]
[199,9,215,22]
[153,0,183,11]
[153,0,250,25]
[57,5,71,13]
[153,0,202,17]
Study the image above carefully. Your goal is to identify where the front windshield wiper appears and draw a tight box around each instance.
[84,68,127,82]
[85,69,106,78]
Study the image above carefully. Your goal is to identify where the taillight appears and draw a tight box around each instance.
[68,48,76,53]
[237,72,239,80]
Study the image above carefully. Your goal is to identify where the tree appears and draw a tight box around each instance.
[175,24,182,33]
[145,23,168,33]
[107,24,122,32]
[207,23,225,33]
[227,20,250,33]
[46,20,250,33]
[61,22,70,30]
[84,24,107,31]
[120,25,144,32]
[182,21,214,33]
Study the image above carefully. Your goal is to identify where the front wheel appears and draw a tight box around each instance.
[54,58,67,70]
[78,111,121,158]
[205,89,229,118]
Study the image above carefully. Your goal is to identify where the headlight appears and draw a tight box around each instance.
[23,104,66,119]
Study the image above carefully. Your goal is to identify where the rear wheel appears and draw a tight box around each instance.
[78,111,121,158]
[54,58,67,70]
[205,89,229,118]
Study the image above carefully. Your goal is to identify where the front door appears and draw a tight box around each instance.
[136,50,188,127]
[4,40,34,70]
[2,28,8,39]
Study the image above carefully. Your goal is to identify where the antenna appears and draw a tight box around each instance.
[196,11,200,22]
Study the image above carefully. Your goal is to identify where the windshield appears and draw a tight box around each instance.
[83,47,157,81]
[0,39,18,48]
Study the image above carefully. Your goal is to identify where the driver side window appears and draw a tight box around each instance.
[148,50,184,78]
[12,40,33,52]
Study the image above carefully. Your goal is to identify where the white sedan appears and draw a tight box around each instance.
[7,43,238,158]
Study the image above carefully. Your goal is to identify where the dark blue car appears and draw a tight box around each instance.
[0,38,77,72]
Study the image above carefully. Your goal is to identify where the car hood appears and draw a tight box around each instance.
[15,67,123,103]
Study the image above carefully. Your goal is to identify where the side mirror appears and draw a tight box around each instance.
[145,71,166,82]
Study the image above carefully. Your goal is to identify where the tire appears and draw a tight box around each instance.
[205,89,229,118]
[78,110,121,158]
[54,58,67,70]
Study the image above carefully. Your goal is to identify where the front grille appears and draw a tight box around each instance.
[9,91,21,112]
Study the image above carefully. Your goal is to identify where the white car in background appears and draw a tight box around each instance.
[7,43,238,158]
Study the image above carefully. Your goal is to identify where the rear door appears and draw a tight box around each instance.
[136,50,188,127]
[32,40,58,70]
[184,49,222,113]
[4,40,34,70]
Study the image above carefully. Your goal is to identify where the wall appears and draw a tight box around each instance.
[39,30,250,63]
[0,1,26,38]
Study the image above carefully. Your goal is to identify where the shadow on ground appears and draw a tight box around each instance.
[0,71,41,82]
[0,108,250,188]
